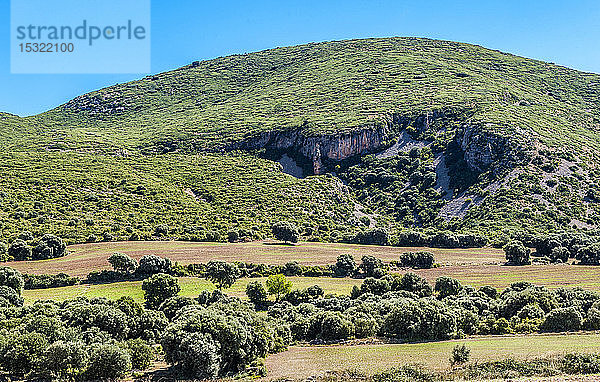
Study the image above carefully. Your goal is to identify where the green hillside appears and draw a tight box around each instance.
[2,37,600,243]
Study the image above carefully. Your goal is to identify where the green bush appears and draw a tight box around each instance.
[334,254,357,277]
[435,276,462,299]
[8,239,32,261]
[85,344,132,380]
[31,234,66,260]
[40,341,88,380]
[541,307,583,332]
[205,260,240,290]
[450,344,470,366]
[272,221,299,243]
[246,281,268,306]
[504,241,531,265]
[142,273,181,309]
[108,253,138,274]
[125,338,154,370]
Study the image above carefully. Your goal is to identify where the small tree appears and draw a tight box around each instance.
[125,338,154,370]
[0,242,8,262]
[450,344,470,366]
[32,234,66,260]
[137,255,172,275]
[8,239,32,261]
[205,261,240,290]
[434,276,463,299]
[266,274,292,301]
[142,273,181,309]
[504,241,531,265]
[85,344,132,380]
[246,281,268,306]
[40,341,88,380]
[272,221,299,244]
[360,255,386,278]
[334,254,357,277]
[108,253,137,275]
[0,266,24,296]
[227,230,239,243]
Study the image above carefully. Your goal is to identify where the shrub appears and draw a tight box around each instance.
[137,255,172,275]
[227,230,239,243]
[246,281,268,306]
[153,224,169,237]
[204,230,222,242]
[108,253,137,274]
[266,274,292,301]
[354,277,390,296]
[272,221,299,243]
[40,341,88,380]
[360,255,386,278]
[577,243,600,265]
[284,261,303,276]
[142,273,181,309]
[504,241,531,265]
[162,301,276,377]
[541,307,583,332]
[451,344,471,366]
[0,285,25,306]
[586,301,600,330]
[435,276,462,299]
[353,228,390,246]
[125,338,154,370]
[320,312,354,341]
[334,254,357,277]
[205,260,240,290]
[398,251,435,269]
[396,230,429,246]
[0,242,8,262]
[8,239,32,261]
[398,272,432,297]
[32,234,66,260]
[550,246,570,263]
[562,353,600,375]
[170,332,220,379]
[0,332,48,376]
[0,266,24,295]
[159,296,196,319]
[381,299,456,341]
[24,273,79,289]
[85,344,132,380]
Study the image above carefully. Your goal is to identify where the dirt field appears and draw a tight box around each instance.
[7,240,505,277]
[265,333,600,380]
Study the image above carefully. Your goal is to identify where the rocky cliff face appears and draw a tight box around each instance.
[457,125,531,173]
[228,126,389,174]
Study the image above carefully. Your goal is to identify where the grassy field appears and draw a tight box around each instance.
[265,333,600,379]
[13,241,600,299]
[22,276,363,305]
[7,241,505,277]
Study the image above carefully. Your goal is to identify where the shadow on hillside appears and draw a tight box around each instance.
[263,242,298,247]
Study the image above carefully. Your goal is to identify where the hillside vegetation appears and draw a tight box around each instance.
[2,37,600,243]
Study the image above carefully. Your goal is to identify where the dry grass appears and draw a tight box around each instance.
[265,333,600,380]
[7,240,505,277]
[403,264,600,291]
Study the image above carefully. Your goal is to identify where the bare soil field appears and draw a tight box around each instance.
[6,241,505,277]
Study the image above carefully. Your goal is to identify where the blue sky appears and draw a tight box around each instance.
[1,0,599,116]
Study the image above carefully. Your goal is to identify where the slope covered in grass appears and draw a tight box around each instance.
[2,37,600,243]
